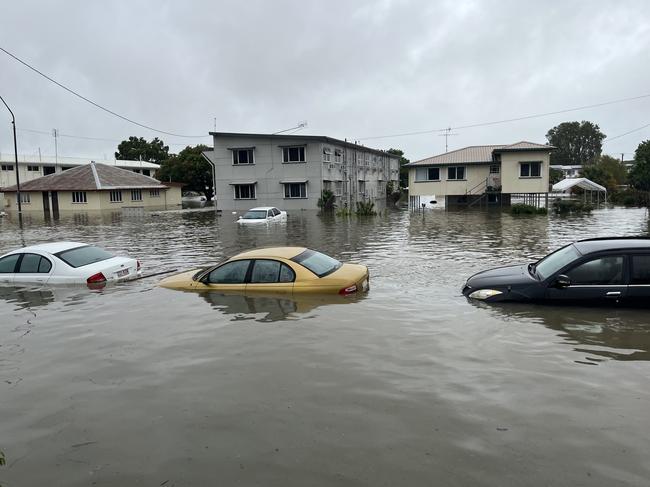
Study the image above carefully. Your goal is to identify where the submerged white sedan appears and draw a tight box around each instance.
[0,242,142,286]
[237,207,287,223]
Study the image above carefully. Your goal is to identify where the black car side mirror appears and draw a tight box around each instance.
[554,275,571,288]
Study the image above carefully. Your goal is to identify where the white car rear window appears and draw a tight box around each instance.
[55,246,114,268]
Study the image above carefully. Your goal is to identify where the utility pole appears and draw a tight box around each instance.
[438,127,458,152]
[0,94,22,215]
[52,128,59,169]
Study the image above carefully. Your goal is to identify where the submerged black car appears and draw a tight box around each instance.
[462,237,650,306]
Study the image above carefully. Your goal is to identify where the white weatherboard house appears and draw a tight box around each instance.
[202,132,400,211]
[405,142,554,208]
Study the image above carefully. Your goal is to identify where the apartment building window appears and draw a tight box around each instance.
[489,165,500,174]
[447,166,466,180]
[334,149,342,163]
[1,164,14,171]
[233,148,254,165]
[233,184,256,199]
[520,161,541,178]
[72,191,87,203]
[283,146,306,163]
[415,167,440,181]
[27,165,40,172]
[149,189,160,197]
[283,182,307,199]
[109,190,123,202]
[19,193,31,204]
[323,147,331,162]
[334,181,343,196]
[323,181,332,192]
[131,189,143,201]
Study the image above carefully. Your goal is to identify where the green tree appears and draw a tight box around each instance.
[628,140,650,191]
[115,136,170,164]
[549,167,564,185]
[545,121,605,166]
[581,154,627,192]
[157,145,214,200]
[387,148,410,188]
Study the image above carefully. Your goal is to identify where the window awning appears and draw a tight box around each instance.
[229,181,257,185]
[227,146,255,151]
[279,179,308,184]
[552,177,606,193]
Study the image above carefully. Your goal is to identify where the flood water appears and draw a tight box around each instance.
[1,206,650,486]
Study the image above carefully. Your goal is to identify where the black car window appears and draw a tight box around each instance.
[267,210,273,218]
[38,257,52,273]
[291,249,341,277]
[208,260,250,284]
[249,260,296,283]
[566,256,625,285]
[18,254,49,273]
[0,254,20,273]
[631,255,650,285]
[535,244,581,280]
[272,208,280,216]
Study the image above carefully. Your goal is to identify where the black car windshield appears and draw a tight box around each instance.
[242,210,267,219]
[534,244,581,280]
[291,249,341,277]
[55,245,114,268]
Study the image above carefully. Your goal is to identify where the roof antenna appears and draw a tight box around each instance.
[438,127,458,152]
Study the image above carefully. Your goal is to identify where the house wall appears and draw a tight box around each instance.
[408,164,491,197]
[208,135,399,211]
[500,151,550,193]
[3,188,180,212]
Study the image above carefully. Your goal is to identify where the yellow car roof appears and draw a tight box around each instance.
[232,247,307,260]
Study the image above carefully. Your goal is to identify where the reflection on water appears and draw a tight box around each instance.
[196,291,366,322]
[1,206,650,486]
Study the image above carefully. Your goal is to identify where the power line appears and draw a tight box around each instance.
[0,46,209,139]
[357,93,650,141]
[604,122,650,143]
[15,127,198,147]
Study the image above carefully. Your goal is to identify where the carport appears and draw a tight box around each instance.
[552,177,607,204]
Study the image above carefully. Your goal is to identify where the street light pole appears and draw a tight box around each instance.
[0,95,22,214]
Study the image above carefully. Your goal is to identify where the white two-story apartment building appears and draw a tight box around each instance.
[203,132,400,211]
[406,142,554,208]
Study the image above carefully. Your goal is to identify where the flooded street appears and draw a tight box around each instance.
[1,206,650,486]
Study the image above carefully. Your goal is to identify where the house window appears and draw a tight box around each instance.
[1,164,14,171]
[233,148,254,165]
[61,166,73,171]
[72,191,87,203]
[284,183,307,199]
[131,189,143,201]
[415,167,440,181]
[149,189,160,197]
[234,184,256,199]
[27,165,40,172]
[334,149,342,163]
[19,193,31,204]
[489,165,500,174]
[283,146,305,163]
[447,166,466,180]
[142,169,151,176]
[323,147,331,162]
[109,190,123,202]
[520,161,541,178]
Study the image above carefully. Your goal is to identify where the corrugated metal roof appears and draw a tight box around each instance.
[2,162,167,192]
[406,141,553,167]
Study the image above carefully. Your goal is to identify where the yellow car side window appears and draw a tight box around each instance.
[208,260,250,284]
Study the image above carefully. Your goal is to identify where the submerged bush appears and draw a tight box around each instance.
[355,200,377,216]
[552,199,594,214]
[511,204,547,215]
[318,190,335,211]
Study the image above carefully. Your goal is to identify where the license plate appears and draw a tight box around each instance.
[362,279,369,291]
[116,268,129,278]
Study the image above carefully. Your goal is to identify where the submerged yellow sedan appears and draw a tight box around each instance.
[159,247,369,295]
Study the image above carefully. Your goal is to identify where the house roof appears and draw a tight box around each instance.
[0,153,159,169]
[209,132,399,158]
[405,141,553,167]
[2,162,169,192]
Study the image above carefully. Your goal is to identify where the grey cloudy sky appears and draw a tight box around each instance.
[1,0,649,162]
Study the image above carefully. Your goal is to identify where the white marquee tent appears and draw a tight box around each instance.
[552,178,607,203]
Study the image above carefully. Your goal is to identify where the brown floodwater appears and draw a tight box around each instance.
[1,206,649,486]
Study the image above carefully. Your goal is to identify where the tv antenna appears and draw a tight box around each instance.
[438,127,458,152]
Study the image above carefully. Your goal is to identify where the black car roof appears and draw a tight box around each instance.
[574,237,650,255]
